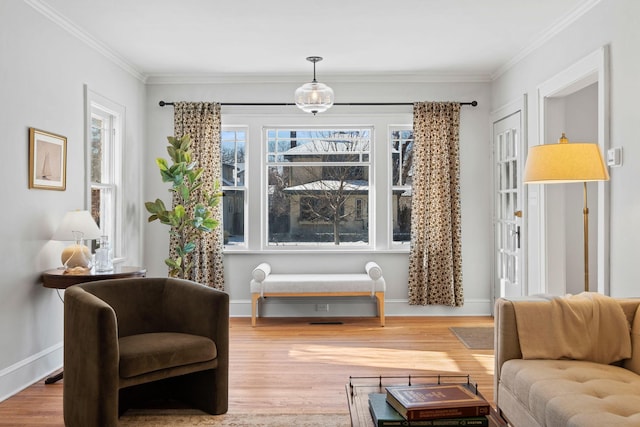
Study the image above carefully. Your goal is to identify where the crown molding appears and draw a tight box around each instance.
[24,0,146,82]
[145,72,491,86]
[491,0,602,80]
[28,0,596,86]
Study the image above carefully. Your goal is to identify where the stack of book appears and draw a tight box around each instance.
[368,383,491,426]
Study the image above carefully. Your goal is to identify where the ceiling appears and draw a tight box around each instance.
[32,0,595,80]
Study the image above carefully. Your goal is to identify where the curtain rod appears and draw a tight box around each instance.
[158,100,478,107]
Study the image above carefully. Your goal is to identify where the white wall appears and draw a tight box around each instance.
[144,80,494,318]
[0,1,145,401]
[492,0,640,297]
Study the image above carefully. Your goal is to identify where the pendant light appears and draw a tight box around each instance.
[294,56,334,115]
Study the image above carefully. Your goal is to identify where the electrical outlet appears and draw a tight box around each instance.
[315,303,329,312]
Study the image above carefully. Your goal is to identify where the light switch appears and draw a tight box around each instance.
[607,147,622,167]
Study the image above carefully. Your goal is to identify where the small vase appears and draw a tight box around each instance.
[95,235,113,272]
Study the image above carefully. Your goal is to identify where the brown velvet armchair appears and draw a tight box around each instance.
[63,277,229,427]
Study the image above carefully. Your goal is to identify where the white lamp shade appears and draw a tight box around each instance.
[523,139,609,184]
[52,210,102,241]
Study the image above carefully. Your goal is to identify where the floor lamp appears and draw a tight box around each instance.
[523,133,610,292]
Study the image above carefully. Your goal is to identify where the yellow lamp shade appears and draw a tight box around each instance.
[523,135,609,184]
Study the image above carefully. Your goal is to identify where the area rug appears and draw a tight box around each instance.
[120,409,350,426]
[450,327,494,349]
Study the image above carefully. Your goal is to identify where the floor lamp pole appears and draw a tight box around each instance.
[583,181,589,292]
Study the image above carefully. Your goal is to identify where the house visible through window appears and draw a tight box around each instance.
[390,127,413,244]
[221,127,246,246]
[265,128,371,247]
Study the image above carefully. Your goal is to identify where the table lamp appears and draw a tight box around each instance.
[523,133,609,292]
[52,210,102,272]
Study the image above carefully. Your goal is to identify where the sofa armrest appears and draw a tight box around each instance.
[494,298,522,397]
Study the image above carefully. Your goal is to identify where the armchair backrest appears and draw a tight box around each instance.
[80,278,170,337]
[77,277,229,339]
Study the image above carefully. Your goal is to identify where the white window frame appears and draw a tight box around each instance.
[84,87,124,260]
[221,126,248,249]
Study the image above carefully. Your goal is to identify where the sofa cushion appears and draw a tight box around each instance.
[500,359,640,427]
[119,332,216,378]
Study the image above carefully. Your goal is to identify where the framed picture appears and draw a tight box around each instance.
[29,128,67,190]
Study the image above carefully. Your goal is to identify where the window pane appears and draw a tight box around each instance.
[221,128,247,246]
[91,117,103,183]
[391,127,413,243]
[265,127,371,247]
[91,186,114,239]
[222,189,244,245]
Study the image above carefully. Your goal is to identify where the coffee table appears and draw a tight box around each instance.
[346,375,507,427]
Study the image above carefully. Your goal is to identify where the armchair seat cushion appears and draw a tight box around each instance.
[119,332,217,378]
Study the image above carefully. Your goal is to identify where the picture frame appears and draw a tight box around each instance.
[29,128,67,190]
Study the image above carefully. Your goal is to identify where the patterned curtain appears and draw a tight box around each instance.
[408,102,463,306]
[172,102,225,290]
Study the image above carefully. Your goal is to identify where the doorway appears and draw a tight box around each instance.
[536,46,610,295]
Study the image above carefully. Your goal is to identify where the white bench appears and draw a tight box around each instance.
[250,262,386,327]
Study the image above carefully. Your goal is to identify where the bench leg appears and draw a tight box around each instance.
[375,292,385,327]
[251,293,260,327]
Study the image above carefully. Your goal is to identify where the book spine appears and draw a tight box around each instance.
[369,417,488,427]
[413,418,488,426]
[405,405,491,422]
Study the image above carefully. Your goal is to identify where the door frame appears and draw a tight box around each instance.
[490,94,528,306]
[536,45,610,295]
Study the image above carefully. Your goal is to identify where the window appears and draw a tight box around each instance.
[87,90,123,258]
[265,128,371,247]
[221,127,246,246]
[390,127,413,244]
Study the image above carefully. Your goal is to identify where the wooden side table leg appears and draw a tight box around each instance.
[45,370,63,384]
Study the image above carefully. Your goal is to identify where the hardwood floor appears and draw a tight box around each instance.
[0,316,495,425]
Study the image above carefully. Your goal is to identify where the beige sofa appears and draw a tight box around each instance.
[494,295,640,427]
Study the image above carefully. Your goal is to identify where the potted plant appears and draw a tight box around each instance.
[145,134,222,279]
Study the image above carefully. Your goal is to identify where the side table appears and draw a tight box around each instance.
[41,265,147,383]
[42,265,147,289]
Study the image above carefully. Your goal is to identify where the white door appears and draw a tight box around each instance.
[493,112,524,299]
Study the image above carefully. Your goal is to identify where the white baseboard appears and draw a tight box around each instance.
[0,342,62,403]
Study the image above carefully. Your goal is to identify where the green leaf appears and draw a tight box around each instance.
[202,218,218,230]
[174,205,186,219]
[156,158,169,171]
[183,242,196,253]
[165,257,181,269]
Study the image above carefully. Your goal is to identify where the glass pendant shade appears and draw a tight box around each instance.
[295,82,334,114]
[295,56,334,115]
